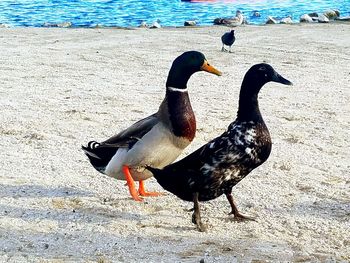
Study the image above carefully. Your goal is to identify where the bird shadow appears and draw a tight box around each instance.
[270,198,350,221]
[0,183,93,198]
[291,199,350,220]
[0,183,144,223]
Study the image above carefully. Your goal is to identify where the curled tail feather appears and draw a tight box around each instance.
[82,141,117,173]
[82,141,102,159]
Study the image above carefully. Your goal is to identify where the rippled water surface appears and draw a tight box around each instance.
[0,0,349,27]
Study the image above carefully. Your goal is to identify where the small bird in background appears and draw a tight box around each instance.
[221,29,235,52]
[147,63,292,231]
[82,51,221,202]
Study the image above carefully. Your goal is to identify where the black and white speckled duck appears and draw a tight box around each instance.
[82,51,221,202]
[147,63,292,231]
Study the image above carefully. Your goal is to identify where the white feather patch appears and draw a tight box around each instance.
[82,148,102,160]
[167,86,188,92]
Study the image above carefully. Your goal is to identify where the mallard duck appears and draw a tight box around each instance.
[147,63,292,231]
[82,51,221,201]
[221,30,235,52]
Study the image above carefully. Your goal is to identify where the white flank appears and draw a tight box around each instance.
[104,148,129,179]
[105,123,186,181]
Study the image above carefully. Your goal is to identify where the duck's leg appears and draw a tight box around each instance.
[122,165,143,201]
[221,45,226,52]
[226,193,255,221]
[191,192,207,232]
[138,180,163,197]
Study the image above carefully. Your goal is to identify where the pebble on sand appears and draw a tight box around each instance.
[184,20,197,26]
[266,16,278,24]
[150,21,161,28]
[335,16,350,21]
[43,21,72,28]
[280,16,293,24]
[317,14,330,23]
[300,14,314,23]
[0,23,11,28]
[324,9,340,20]
[139,21,148,28]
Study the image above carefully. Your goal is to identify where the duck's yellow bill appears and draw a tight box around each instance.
[201,60,222,76]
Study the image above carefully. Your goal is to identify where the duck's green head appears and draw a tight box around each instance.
[166,51,221,89]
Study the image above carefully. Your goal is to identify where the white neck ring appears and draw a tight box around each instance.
[167,86,188,92]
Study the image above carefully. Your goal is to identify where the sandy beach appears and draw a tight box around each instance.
[0,23,349,262]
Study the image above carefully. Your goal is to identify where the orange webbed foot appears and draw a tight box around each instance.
[138,180,164,197]
[122,165,143,202]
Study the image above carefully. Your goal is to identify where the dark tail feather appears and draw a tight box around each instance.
[146,165,171,191]
[146,165,191,202]
[82,141,117,173]
[145,166,162,180]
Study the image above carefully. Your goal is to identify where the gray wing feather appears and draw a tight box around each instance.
[101,113,159,147]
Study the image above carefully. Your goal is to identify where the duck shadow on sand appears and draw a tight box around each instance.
[0,184,92,198]
[0,184,299,261]
[0,183,145,223]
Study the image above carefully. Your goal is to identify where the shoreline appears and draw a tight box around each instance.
[1,23,349,262]
[1,8,349,29]
[1,20,350,30]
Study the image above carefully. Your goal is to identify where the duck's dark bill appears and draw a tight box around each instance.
[201,60,222,76]
[274,73,293,86]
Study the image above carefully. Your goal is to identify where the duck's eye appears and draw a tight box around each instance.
[264,73,268,77]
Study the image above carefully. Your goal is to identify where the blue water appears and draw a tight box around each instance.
[0,0,349,27]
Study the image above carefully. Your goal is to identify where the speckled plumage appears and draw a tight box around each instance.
[147,63,292,231]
